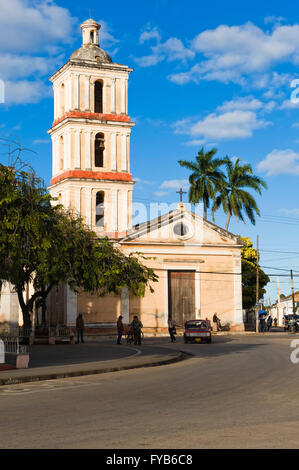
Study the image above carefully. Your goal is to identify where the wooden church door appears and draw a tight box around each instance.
[168,271,196,327]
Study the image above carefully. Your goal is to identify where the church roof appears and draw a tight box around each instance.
[120,202,243,245]
[69,45,112,64]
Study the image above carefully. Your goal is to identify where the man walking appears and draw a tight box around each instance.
[76,313,84,343]
[117,315,124,344]
[168,318,176,342]
[131,315,143,345]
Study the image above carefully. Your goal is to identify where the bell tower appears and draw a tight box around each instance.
[48,18,135,237]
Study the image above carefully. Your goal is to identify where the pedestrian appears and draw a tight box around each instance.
[76,313,84,343]
[274,317,278,327]
[116,315,124,344]
[259,314,266,333]
[168,318,176,342]
[213,312,222,331]
[130,315,143,345]
[267,315,273,332]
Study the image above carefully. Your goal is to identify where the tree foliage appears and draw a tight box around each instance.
[178,147,226,220]
[212,158,267,230]
[178,148,268,230]
[240,236,270,310]
[0,165,158,327]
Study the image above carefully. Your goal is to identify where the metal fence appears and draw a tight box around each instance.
[0,336,29,354]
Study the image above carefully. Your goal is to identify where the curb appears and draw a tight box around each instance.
[0,351,191,386]
[213,331,295,336]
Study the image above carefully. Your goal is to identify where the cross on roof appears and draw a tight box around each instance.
[176,187,187,202]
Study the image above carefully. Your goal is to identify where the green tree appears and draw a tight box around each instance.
[240,237,270,310]
[178,147,226,220]
[0,165,158,328]
[213,158,267,230]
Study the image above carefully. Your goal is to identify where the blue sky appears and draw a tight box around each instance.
[1,0,299,302]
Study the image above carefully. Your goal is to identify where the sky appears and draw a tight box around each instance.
[1,0,299,302]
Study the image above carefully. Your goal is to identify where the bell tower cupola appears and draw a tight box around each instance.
[48,18,135,239]
[81,18,101,47]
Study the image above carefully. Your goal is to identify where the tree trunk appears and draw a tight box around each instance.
[17,289,31,330]
[225,212,232,231]
[203,200,207,220]
[41,299,47,326]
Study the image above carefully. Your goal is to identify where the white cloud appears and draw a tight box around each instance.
[216,95,277,114]
[169,22,299,87]
[0,0,76,105]
[183,139,206,146]
[135,177,155,185]
[174,110,270,141]
[217,96,263,112]
[5,80,51,105]
[160,179,189,191]
[280,99,299,110]
[154,191,168,198]
[0,0,75,53]
[0,54,59,80]
[258,149,299,175]
[33,138,50,145]
[139,27,161,44]
[280,208,299,215]
[264,16,286,25]
[135,27,194,67]
[98,19,119,54]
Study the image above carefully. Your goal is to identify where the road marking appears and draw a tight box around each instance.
[124,346,142,357]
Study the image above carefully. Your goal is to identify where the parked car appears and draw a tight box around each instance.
[184,319,212,344]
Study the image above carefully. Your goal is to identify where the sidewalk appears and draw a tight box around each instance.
[0,341,189,386]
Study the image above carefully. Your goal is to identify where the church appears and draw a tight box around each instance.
[1,19,244,335]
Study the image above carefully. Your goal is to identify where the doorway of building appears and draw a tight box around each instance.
[168,270,196,327]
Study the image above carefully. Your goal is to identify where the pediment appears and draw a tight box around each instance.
[121,204,241,247]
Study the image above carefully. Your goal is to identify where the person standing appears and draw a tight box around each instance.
[267,315,273,332]
[116,315,124,344]
[259,314,266,333]
[168,318,176,342]
[76,313,84,343]
[213,313,222,331]
[131,315,143,345]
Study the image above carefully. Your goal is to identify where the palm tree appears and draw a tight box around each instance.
[178,147,226,220]
[213,158,268,231]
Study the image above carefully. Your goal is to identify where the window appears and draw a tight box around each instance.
[59,135,64,171]
[174,223,188,237]
[95,133,104,167]
[96,192,104,227]
[90,31,95,44]
[60,83,65,115]
[94,81,103,113]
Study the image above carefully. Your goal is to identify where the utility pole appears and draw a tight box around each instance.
[277,277,281,326]
[255,235,260,333]
[290,270,296,334]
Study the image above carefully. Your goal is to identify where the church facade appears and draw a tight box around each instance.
[0,19,244,334]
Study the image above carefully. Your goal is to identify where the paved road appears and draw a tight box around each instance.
[1,334,299,449]
[28,342,172,368]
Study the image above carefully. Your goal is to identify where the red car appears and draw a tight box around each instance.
[184,319,212,344]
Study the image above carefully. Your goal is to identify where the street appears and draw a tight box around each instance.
[1,334,299,449]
